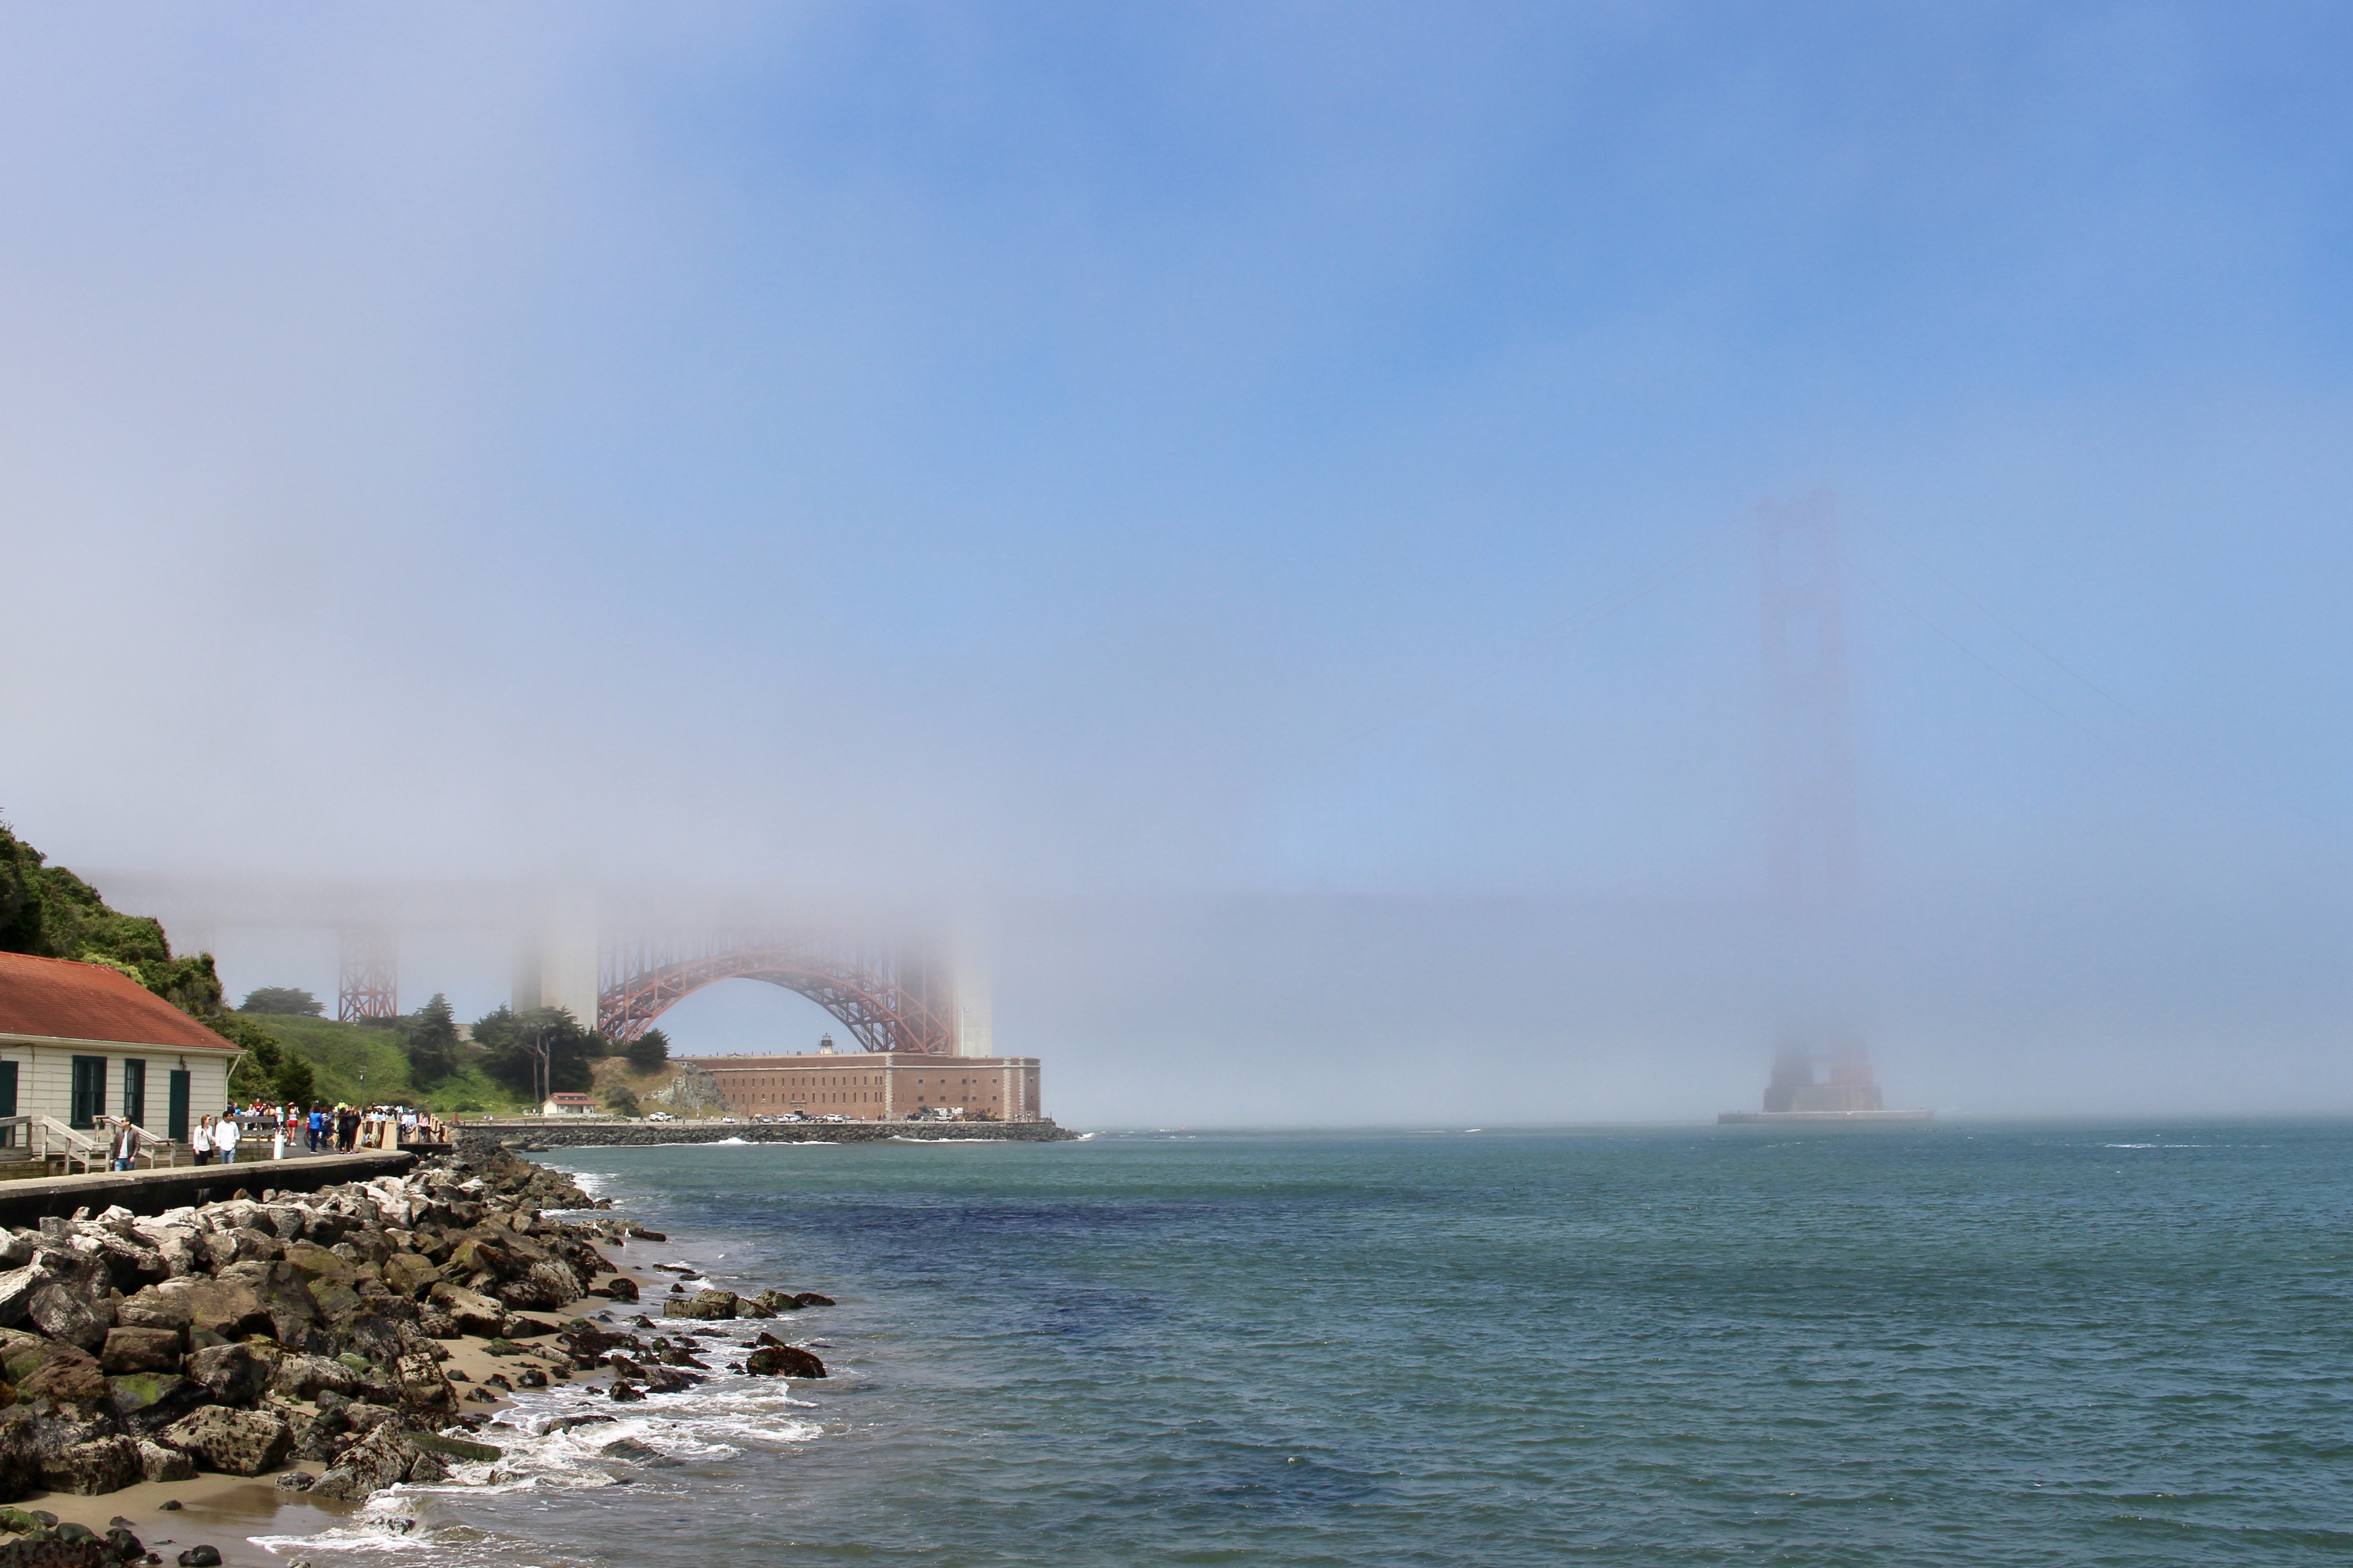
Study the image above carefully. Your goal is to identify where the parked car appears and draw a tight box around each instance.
[646,1112,674,1123]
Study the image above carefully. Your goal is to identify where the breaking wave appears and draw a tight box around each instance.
[251,1318,829,1561]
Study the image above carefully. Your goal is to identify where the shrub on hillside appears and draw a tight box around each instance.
[220,1014,318,1106]
[2,820,322,1104]
[0,823,224,1014]
[471,1004,606,1096]
[625,1027,671,1074]
[406,992,462,1082]
[240,986,323,1016]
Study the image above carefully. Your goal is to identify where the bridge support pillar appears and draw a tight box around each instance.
[338,927,399,1020]
[953,950,993,1058]
[514,913,601,1027]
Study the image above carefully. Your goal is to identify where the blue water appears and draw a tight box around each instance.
[311,1124,2353,1565]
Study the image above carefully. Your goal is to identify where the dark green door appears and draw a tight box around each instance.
[0,1060,16,1148]
[167,1070,190,1141]
[69,1056,105,1130]
[121,1059,146,1129]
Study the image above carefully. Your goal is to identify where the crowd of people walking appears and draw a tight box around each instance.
[96,1102,455,1169]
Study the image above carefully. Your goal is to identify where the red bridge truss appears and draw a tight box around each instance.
[597,931,956,1054]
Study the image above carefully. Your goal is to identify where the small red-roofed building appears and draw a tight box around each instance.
[0,952,239,1138]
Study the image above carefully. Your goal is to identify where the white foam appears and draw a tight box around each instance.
[253,1337,829,1554]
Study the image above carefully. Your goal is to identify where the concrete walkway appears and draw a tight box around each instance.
[0,1150,416,1227]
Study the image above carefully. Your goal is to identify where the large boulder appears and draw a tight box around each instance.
[197,1229,279,1273]
[76,1232,167,1294]
[744,1342,827,1379]
[492,1259,583,1314]
[183,1344,268,1408]
[134,1261,321,1348]
[132,1276,263,1342]
[663,1291,738,1321]
[127,1223,203,1280]
[137,1441,195,1483]
[0,1271,34,1332]
[0,1416,42,1502]
[16,1349,106,1407]
[446,1233,581,1313]
[443,1235,516,1286]
[22,1255,112,1350]
[407,1430,500,1463]
[279,1243,366,1324]
[322,1307,413,1368]
[271,1355,359,1403]
[390,1351,455,1415]
[427,1284,504,1339]
[112,1289,192,1335]
[98,1327,180,1375]
[0,1338,73,1393]
[104,1374,210,1435]
[381,1255,439,1300]
[307,1427,422,1501]
[226,1262,322,1346]
[38,1435,140,1496]
[283,1238,357,1276]
[157,1408,293,1476]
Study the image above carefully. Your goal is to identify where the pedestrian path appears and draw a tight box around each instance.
[0,1149,416,1227]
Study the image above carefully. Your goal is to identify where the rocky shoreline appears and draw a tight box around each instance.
[456,1119,1078,1154]
[0,1145,828,1567]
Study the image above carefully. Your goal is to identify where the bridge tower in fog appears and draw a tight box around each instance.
[1750,492,1889,1115]
[337,927,399,1020]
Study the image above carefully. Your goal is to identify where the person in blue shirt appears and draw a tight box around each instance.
[308,1104,327,1154]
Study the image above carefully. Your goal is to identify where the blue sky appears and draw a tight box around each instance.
[4,4,2351,1115]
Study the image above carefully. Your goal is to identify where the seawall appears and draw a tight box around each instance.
[0,1148,417,1228]
[454,1119,1079,1154]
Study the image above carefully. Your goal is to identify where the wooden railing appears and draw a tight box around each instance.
[0,1117,182,1175]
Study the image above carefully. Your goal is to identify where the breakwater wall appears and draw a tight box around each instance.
[455,1120,1078,1155]
[0,1150,417,1229]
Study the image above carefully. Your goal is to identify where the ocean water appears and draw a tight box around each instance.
[268,1124,2353,1566]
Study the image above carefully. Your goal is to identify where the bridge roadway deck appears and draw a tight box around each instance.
[0,1149,418,1229]
[456,1118,1077,1154]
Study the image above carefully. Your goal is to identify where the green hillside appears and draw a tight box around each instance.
[253,1015,532,1113]
[3,818,624,1113]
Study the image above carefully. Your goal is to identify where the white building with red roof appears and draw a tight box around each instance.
[0,952,240,1139]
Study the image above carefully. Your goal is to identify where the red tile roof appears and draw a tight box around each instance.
[0,953,238,1053]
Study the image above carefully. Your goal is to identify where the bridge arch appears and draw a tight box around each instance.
[598,933,955,1055]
